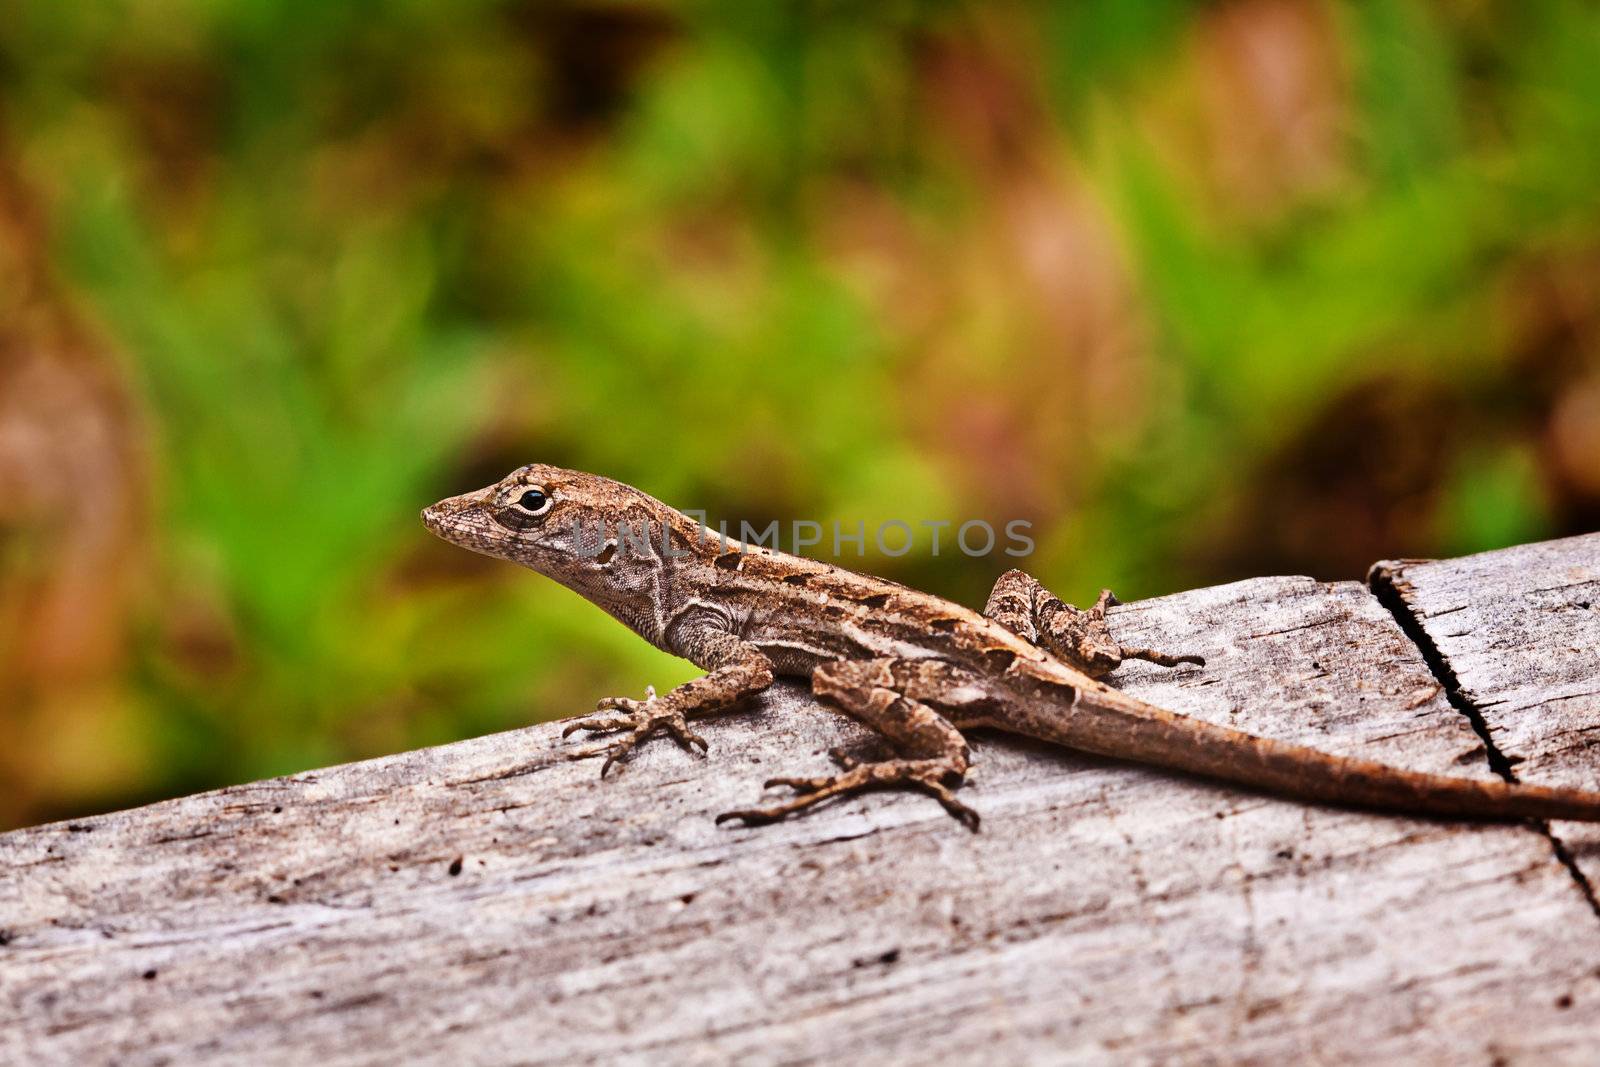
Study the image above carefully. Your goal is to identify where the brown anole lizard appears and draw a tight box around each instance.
[423,464,1600,829]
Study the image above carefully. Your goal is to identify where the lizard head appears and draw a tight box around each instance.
[423,464,707,633]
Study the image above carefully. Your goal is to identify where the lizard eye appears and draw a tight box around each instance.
[490,486,553,531]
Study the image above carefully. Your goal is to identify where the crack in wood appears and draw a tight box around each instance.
[1369,561,1600,923]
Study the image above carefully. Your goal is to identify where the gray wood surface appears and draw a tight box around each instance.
[4,546,1600,1065]
[1374,533,1600,901]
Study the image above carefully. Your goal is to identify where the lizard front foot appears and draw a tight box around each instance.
[562,686,709,775]
[715,754,980,831]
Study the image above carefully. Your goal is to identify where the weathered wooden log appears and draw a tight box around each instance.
[3,539,1599,1064]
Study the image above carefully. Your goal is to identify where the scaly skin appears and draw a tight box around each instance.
[424,465,1600,829]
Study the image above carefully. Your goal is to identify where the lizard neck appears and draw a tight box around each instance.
[555,503,726,649]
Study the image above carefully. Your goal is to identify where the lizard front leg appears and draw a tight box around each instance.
[564,627,774,775]
[717,657,981,830]
[985,569,1203,679]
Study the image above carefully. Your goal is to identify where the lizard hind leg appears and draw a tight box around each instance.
[984,569,1204,679]
[716,657,981,831]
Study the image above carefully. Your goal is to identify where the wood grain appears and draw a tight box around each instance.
[1374,532,1600,898]
[4,566,1600,1064]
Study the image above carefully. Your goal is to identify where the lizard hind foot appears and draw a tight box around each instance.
[985,572,1205,678]
[715,757,980,832]
[561,690,708,776]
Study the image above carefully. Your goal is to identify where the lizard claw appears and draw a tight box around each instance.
[716,759,980,831]
[562,689,708,774]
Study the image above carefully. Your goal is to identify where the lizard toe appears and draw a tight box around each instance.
[594,696,647,716]
[761,775,832,792]
[826,747,861,770]
[667,723,709,753]
[562,714,634,738]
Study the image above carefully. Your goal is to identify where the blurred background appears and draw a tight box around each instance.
[2,0,1598,830]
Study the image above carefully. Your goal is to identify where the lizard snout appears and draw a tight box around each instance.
[422,492,482,539]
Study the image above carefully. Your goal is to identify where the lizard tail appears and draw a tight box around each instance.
[1055,688,1600,823]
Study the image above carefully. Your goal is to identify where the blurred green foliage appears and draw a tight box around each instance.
[1,0,1597,827]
